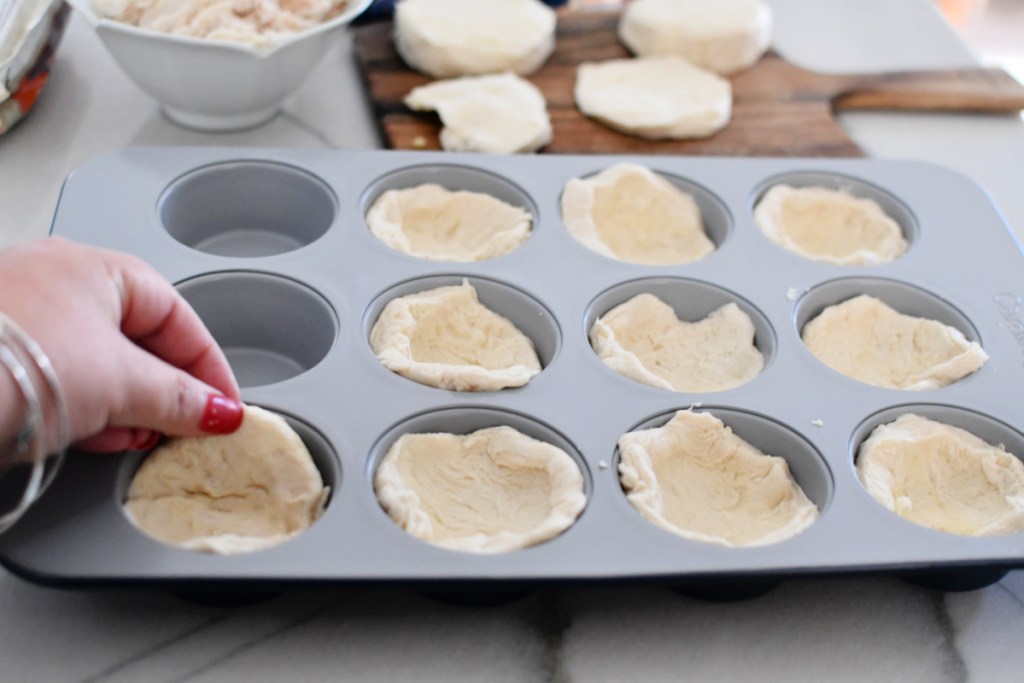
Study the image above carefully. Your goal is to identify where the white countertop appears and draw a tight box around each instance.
[2,1,1024,681]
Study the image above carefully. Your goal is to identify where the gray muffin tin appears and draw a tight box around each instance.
[3,146,1024,590]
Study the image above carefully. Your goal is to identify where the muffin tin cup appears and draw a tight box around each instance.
[5,148,1024,590]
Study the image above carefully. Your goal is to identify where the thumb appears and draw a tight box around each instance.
[112,343,244,438]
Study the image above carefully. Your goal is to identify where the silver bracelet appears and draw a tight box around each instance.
[0,312,69,533]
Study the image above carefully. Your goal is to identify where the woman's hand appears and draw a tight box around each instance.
[0,237,241,453]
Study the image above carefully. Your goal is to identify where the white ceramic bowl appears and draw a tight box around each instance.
[68,0,372,131]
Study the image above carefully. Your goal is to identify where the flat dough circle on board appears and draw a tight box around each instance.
[394,0,556,78]
[366,184,532,262]
[590,294,764,392]
[754,185,908,266]
[618,0,773,75]
[618,411,818,547]
[124,405,327,555]
[405,73,552,154]
[375,426,586,553]
[802,295,988,390]
[575,56,731,140]
[369,280,541,391]
[561,163,714,265]
[857,414,1024,536]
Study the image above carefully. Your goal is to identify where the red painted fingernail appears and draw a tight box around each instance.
[200,395,244,434]
[137,430,162,451]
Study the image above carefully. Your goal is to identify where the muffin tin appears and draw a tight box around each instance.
[2,147,1024,591]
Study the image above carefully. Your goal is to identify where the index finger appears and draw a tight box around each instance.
[109,253,240,400]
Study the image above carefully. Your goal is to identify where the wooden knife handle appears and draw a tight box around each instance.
[831,68,1024,113]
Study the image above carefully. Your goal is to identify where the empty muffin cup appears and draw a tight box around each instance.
[177,271,338,388]
[160,161,337,257]
[369,407,589,553]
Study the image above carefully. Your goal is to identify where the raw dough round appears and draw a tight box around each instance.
[561,163,714,265]
[754,185,908,266]
[858,414,1024,536]
[405,73,552,154]
[575,56,731,140]
[375,426,586,553]
[802,295,988,390]
[370,280,541,391]
[619,411,818,547]
[124,405,327,555]
[394,0,556,77]
[590,294,763,392]
[366,184,532,261]
[618,0,772,75]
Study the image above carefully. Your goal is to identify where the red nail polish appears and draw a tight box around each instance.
[200,395,244,434]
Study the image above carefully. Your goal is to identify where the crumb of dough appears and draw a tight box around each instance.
[370,280,541,391]
[857,414,1024,536]
[802,295,987,390]
[124,405,327,554]
[366,184,532,262]
[618,410,818,547]
[755,185,907,266]
[561,163,714,265]
[811,419,824,427]
[405,73,552,154]
[590,293,763,392]
[92,0,350,47]
[375,426,585,553]
[619,0,772,75]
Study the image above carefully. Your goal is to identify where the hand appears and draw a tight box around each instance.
[0,237,242,453]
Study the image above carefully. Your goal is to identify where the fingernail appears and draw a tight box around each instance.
[137,430,162,451]
[200,395,244,434]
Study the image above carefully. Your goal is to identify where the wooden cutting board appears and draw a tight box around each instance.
[353,11,1024,157]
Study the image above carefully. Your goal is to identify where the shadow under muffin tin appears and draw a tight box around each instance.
[2,147,1023,591]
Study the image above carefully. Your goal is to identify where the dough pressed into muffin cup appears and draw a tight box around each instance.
[375,426,586,553]
[124,405,328,555]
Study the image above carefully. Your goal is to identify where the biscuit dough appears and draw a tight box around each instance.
[370,280,541,391]
[857,414,1024,536]
[124,405,327,554]
[366,184,532,262]
[394,0,556,78]
[561,163,714,265]
[619,411,818,547]
[375,426,586,553]
[590,294,763,392]
[802,295,988,390]
[754,185,908,266]
[575,56,731,140]
[405,73,552,154]
[92,0,349,47]
[619,0,772,75]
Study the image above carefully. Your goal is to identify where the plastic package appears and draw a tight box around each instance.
[0,0,69,135]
